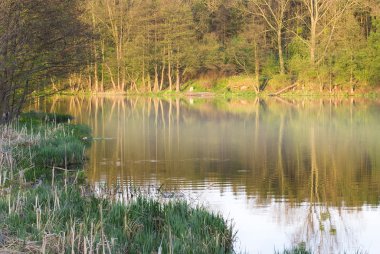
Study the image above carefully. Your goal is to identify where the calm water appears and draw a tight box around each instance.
[35,96,380,254]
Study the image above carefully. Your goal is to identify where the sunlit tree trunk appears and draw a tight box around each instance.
[154,64,159,92]
[277,29,285,74]
[160,49,166,91]
[175,61,180,92]
[91,2,99,92]
[101,40,105,92]
[168,49,173,91]
[310,20,317,65]
[254,40,260,93]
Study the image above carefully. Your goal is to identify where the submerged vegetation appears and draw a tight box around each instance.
[0,113,235,253]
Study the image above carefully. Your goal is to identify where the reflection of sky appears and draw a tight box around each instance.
[190,186,380,254]
[93,181,380,254]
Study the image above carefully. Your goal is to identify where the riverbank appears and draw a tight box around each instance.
[0,113,235,253]
[45,88,379,101]
[42,75,380,99]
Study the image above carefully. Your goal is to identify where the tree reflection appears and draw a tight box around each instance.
[33,96,380,251]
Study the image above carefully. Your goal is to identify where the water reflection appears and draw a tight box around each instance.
[34,96,380,253]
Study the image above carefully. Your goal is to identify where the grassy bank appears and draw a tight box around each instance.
[0,113,235,253]
[49,78,379,100]
[0,184,234,253]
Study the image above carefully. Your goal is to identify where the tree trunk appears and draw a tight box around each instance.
[310,21,317,65]
[142,53,146,91]
[147,75,152,92]
[154,64,159,92]
[168,50,173,91]
[277,29,285,75]
[91,7,98,92]
[254,41,260,93]
[175,62,180,92]
[106,64,117,90]
[100,40,105,92]
[160,64,165,91]
[88,72,92,91]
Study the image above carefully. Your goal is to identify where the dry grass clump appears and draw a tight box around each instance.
[0,126,39,186]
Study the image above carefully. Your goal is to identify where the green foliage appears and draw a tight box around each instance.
[262,54,281,78]
[268,74,292,90]
[197,34,225,73]
[287,37,315,84]
[364,20,380,86]
[225,36,255,74]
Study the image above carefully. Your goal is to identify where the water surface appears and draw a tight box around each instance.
[35,96,380,253]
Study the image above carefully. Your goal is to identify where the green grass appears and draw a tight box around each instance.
[17,112,91,170]
[0,182,235,254]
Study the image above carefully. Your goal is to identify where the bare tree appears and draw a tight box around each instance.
[251,0,290,75]
[294,0,357,65]
[0,0,91,122]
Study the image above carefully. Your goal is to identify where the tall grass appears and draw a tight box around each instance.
[0,125,40,186]
[0,183,234,253]
[1,112,91,186]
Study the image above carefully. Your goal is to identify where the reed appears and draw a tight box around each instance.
[0,181,235,253]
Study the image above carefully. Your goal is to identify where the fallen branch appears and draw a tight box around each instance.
[268,84,298,97]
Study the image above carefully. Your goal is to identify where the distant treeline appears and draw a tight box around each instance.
[75,0,380,93]
[1,0,380,119]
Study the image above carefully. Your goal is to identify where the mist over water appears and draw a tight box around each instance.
[35,96,380,253]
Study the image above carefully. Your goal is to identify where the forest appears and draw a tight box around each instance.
[1,0,380,117]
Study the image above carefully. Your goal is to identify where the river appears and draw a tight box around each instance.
[34,96,380,254]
